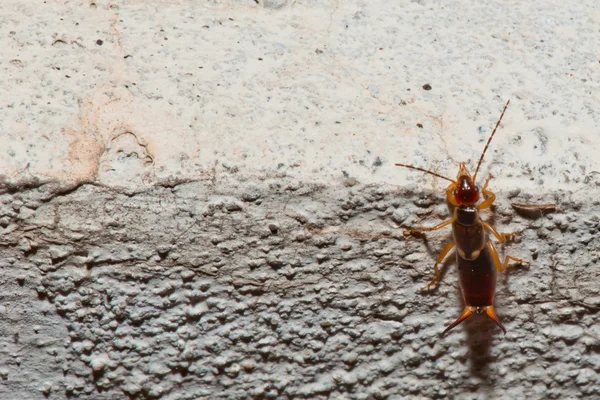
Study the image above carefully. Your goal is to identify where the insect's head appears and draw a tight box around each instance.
[394,96,510,208]
[453,163,479,205]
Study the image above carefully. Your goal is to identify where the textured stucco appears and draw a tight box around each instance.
[3,177,600,399]
[1,0,600,399]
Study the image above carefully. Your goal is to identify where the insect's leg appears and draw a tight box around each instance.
[502,255,528,270]
[477,174,496,210]
[403,218,453,236]
[487,240,505,272]
[486,240,527,273]
[421,240,455,291]
[446,183,459,207]
[482,221,517,243]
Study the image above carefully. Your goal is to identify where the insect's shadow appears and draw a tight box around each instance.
[418,245,497,382]
[462,303,501,382]
[441,283,501,384]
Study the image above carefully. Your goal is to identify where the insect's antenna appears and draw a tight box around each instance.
[395,163,457,184]
[473,99,510,181]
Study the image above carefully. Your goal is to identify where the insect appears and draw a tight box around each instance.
[396,99,525,336]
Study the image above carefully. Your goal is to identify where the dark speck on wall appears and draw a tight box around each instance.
[417,123,423,128]
[96,39,103,46]
[422,83,432,90]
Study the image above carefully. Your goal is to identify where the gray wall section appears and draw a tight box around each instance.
[2,175,597,399]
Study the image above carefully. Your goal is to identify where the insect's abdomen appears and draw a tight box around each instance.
[457,246,496,307]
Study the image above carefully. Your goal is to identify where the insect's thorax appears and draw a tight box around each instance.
[452,206,486,260]
[455,206,478,226]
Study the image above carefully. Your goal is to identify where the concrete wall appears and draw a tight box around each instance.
[1,0,599,399]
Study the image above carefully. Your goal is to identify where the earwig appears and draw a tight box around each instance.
[397,99,525,336]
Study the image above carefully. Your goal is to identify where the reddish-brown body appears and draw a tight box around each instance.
[457,247,497,308]
[453,206,496,307]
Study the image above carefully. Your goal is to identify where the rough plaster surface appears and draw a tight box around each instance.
[1,0,600,399]
[4,179,599,400]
